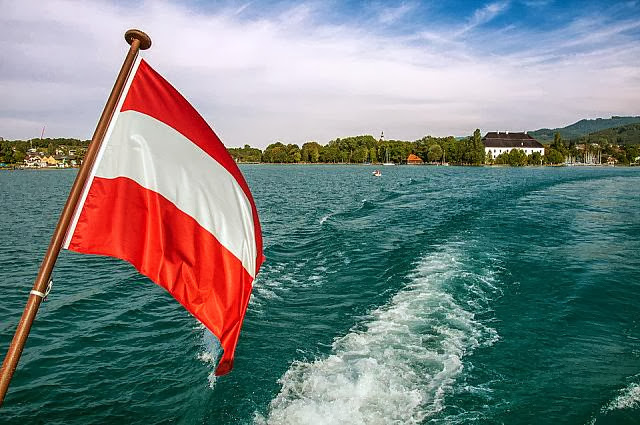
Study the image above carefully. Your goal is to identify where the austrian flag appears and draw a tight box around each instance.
[62,58,264,376]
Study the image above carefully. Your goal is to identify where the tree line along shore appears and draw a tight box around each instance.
[229,124,640,165]
[1,126,639,169]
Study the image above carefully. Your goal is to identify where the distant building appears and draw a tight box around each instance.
[43,155,59,167]
[483,132,544,159]
[407,153,424,165]
[24,154,46,168]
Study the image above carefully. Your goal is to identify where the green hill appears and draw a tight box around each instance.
[573,123,640,146]
[529,116,640,142]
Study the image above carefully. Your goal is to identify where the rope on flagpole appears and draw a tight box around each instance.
[30,278,53,300]
[0,29,152,407]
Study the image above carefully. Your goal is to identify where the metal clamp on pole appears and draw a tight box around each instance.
[30,278,53,300]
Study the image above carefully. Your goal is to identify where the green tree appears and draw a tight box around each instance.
[551,132,567,158]
[545,148,564,164]
[615,150,629,165]
[494,152,508,164]
[262,142,286,162]
[625,145,639,163]
[427,144,443,162]
[485,150,494,165]
[320,144,340,163]
[507,149,528,166]
[14,150,26,164]
[352,146,369,163]
[443,137,465,164]
[1,143,15,163]
[470,129,485,164]
[286,144,301,163]
[311,147,320,163]
[325,134,379,162]
[369,147,378,163]
[530,151,543,165]
[227,144,262,162]
[301,141,322,163]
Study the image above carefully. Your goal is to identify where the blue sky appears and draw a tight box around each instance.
[1,0,639,147]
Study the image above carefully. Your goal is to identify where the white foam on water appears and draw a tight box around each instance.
[197,331,223,388]
[249,263,288,312]
[587,379,640,424]
[258,246,499,425]
[606,381,640,411]
[320,213,335,225]
[250,258,330,313]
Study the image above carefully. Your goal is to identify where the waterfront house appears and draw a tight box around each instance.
[43,155,59,167]
[483,132,544,159]
[407,153,424,165]
[24,154,45,168]
[54,155,73,168]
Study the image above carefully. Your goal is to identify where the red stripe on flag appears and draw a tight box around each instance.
[120,59,263,276]
[68,176,253,375]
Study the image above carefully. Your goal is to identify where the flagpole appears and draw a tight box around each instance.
[0,29,152,406]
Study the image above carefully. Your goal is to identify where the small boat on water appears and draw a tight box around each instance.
[372,170,382,177]
[382,151,395,165]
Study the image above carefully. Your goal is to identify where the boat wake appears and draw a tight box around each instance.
[604,380,640,411]
[257,244,499,424]
[586,378,640,424]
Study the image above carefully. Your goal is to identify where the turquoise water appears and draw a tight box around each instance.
[1,166,639,424]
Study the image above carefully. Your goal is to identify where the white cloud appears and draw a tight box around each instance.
[458,1,510,35]
[521,0,552,7]
[376,3,416,25]
[0,0,638,146]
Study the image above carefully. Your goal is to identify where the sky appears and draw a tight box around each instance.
[1,0,639,147]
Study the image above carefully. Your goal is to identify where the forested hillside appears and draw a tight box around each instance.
[571,123,640,146]
[529,116,640,142]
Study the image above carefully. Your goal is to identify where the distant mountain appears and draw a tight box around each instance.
[529,116,640,143]
[574,123,640,146]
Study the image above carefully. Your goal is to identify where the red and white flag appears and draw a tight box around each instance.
[63,58,264,376]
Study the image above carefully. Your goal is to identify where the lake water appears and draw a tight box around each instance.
[1,165,639,424]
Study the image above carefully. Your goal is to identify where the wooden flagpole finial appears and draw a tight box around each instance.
[0,29,152,407]
[125,29,152,50]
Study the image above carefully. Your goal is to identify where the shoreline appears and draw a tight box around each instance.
[233,162,635,168]
[2,163,636,171]
[0,166,80,171]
